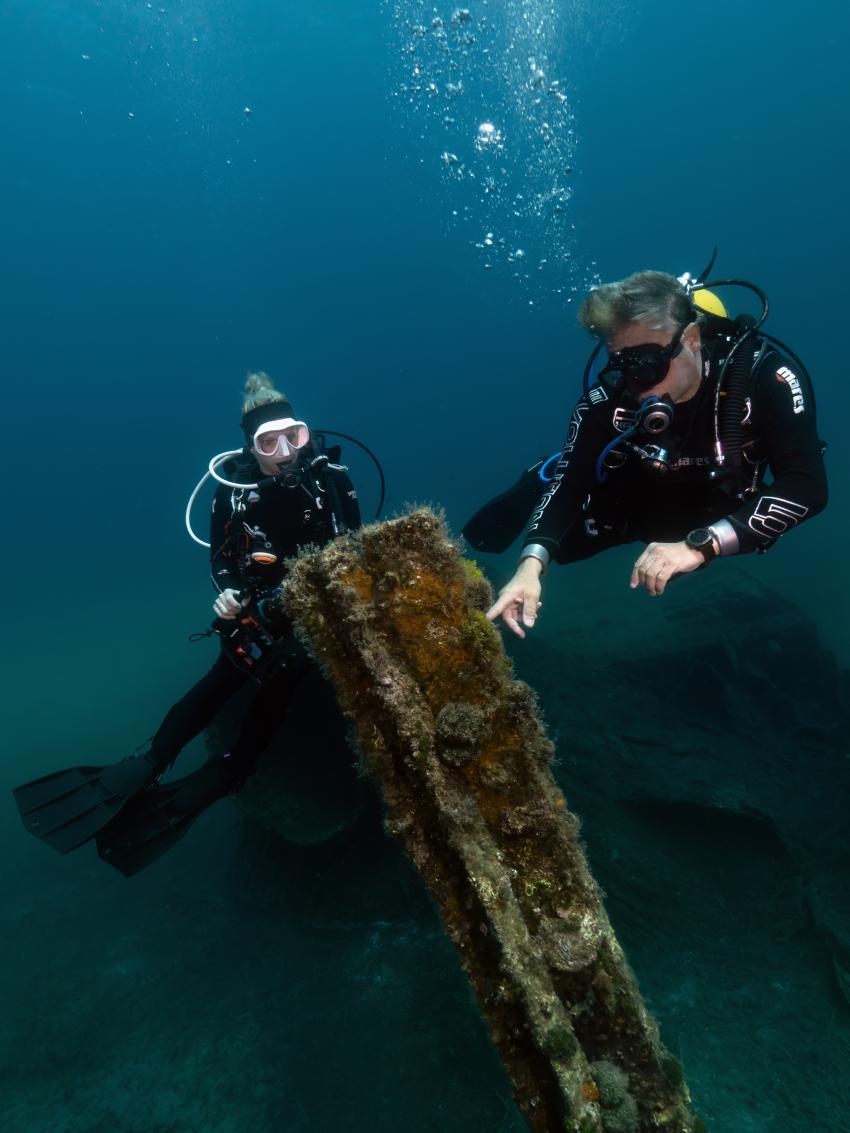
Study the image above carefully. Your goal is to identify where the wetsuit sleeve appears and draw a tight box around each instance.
[722,353,827,553]
[209,485,240,593]
[520,393,606,564]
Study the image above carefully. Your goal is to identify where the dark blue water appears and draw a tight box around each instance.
[1,2,848,1130]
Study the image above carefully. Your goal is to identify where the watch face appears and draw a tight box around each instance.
[687,528,712,549]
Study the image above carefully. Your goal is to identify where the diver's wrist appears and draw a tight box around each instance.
[519,544,550,575]
[685,528,718,563]
[708,520,739,556]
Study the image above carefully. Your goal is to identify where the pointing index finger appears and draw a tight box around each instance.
[486,593,512,621]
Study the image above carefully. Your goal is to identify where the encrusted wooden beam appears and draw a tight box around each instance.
[281,508,703,1133]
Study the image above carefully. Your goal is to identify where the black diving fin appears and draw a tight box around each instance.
[461,459,551,554]
[13,754,163,855]
[96,757,236,878]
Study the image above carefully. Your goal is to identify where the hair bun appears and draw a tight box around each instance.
[244,371,276,396]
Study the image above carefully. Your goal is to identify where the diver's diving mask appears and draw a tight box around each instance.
[252,419,310,460]
[597,324,688,394]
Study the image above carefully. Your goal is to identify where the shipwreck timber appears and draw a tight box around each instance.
[282,508,704,1133]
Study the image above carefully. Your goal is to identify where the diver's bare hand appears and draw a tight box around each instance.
[213,588,246,619]
[486,558,544,639]
[630,541,706,597]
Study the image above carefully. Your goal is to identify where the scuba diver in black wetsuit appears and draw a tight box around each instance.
[13,373,362,875]
[464,268,828,638]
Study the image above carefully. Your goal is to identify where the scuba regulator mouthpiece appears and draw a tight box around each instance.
[594,395,674,484]
[635,395,674,435]
[629,398,674,474]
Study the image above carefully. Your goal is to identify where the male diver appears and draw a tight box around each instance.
[13,373,361,875]
[468,269,828,637]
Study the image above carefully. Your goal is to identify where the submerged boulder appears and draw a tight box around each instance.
[519,565,850,1011]
[280,508,703,1133]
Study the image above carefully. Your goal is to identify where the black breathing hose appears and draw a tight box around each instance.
[718,314,757,474]
[314,429,386,520]
[698,279,769,473]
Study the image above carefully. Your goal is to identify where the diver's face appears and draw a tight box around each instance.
[607,321,703,404]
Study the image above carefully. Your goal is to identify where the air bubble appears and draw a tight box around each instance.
[474,121,504,153]
[389,0,588,303]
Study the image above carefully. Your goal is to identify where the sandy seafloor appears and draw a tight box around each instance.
[3,544,848,1133]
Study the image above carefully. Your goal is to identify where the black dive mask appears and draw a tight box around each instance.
[597,324,686,395]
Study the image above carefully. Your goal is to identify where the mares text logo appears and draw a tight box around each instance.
[776,367,805,414]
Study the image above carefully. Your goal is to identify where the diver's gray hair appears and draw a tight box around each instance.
[241,371,288,415]
[578,271,694,339]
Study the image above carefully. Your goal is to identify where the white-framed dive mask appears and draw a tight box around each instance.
[252,418,310,461]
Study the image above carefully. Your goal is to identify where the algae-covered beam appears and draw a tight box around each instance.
[282,509,703,1133]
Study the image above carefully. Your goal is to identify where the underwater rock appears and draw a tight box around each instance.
[802,861,850,1009]
[282,508,701,1133]
[435,702,487,767]
[520,566,850,1014]
[588,1061,640,1133]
